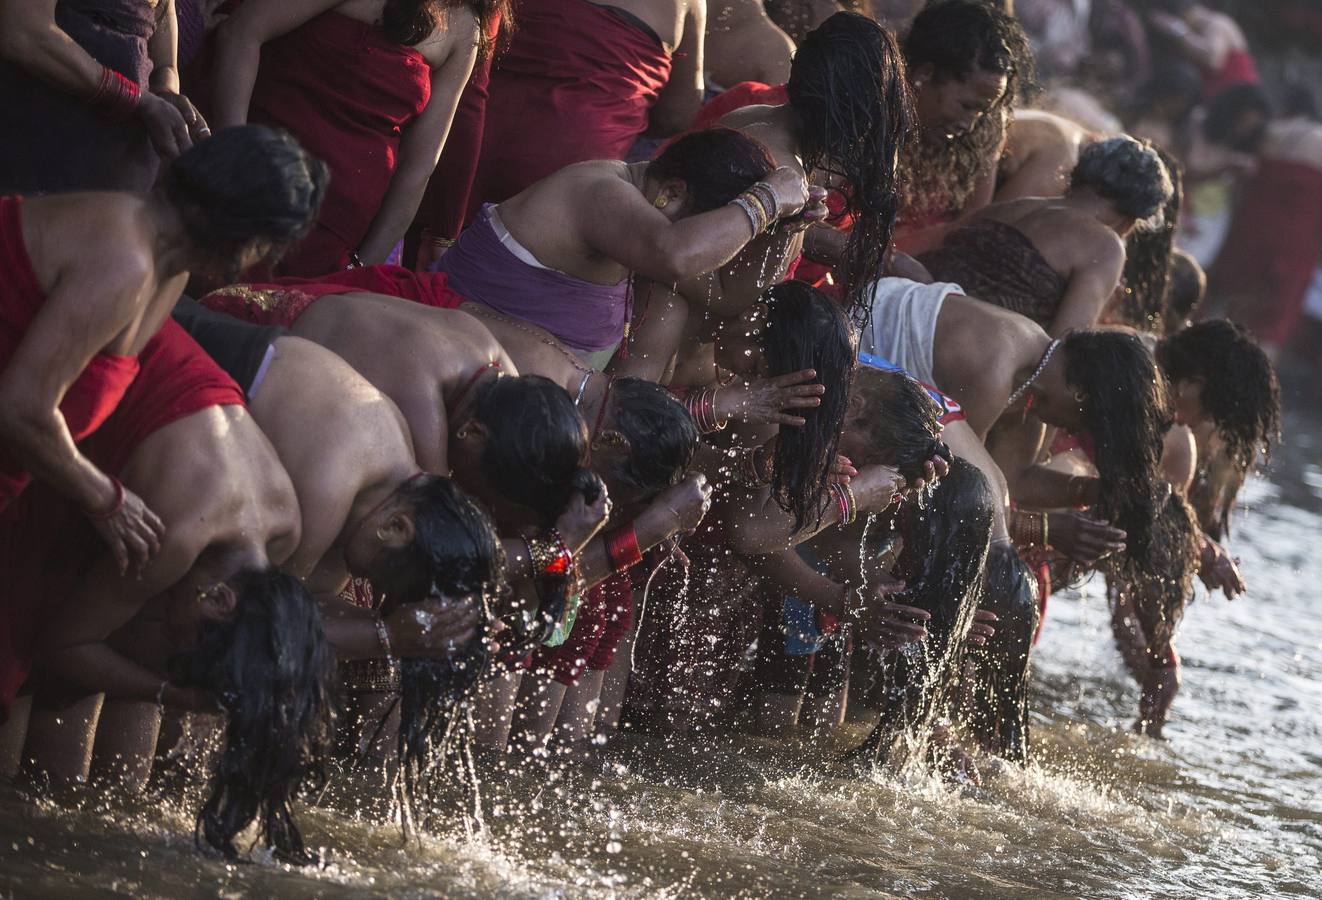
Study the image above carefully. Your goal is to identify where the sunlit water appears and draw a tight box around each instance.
[4,408,1320,898]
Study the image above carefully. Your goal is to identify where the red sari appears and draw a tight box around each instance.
[196,10,431,276]
[1210,158,1322,345]
[467,0,672,215]
[0,197,140,509]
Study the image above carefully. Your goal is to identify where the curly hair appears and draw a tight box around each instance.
[1156,319,1281,481]
[788,12,916,329]
[1063,330,1179,585]
[1073,136,1174,221]
[169,569,336,863]
[759,281,857,532]
[898,0,1034,223]
[1116,144,1181,333]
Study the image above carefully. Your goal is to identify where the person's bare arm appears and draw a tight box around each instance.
[577,474,711,589]
[356,14,480,263]
[39,541,200,705]
[1148,11,1230,71]
[987,414,1099,510]
[1047,233,1125,336]
[609,280,691,382]
[576,167,809,284]
[0,0,106,97]
[208,0,340,127]
[994,143,1076,201]
[647,0,706,137]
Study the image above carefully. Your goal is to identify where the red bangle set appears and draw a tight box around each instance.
[684,386,727,434]
[84,476,125,521]
[90,65,141,122]
[605,523,643,574]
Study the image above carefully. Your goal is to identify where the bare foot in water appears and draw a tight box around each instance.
[1134,662,1180,739]
[929,726,982,786]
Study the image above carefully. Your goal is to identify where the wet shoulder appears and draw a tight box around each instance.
[415,4,480,67]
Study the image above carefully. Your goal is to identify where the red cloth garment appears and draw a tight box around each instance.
[1203,48,1260,101]
[201,267,464,327]
[414,13,501,242]
[0,197,140,508]
[1210,158,1322,346]
[85,320,245,476]
[196,10,431,276]
[533,573,634,686]
[467,0,672,216]
[694,80,787,128]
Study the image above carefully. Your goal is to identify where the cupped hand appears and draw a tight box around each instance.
[717,368,824,426]
[90,486,165,578]
[385,594,481,659]
[556,478,612,555]
[763,166,811,218]
[1199,536,1246,599]
[1047,510,1126,565]
[854,588,930,650]
[849,464,906,514]
[657,472,713,535]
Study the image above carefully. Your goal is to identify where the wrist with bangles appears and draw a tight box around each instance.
[830,482,858,527]
[374,614,399,670]
[1009,509,1050,549]
[84,475,126,521]
[604,523,643,574]
[89,64,140,122]
[736,443,774,487]
[684,386,728,434]
[522,529,575,580]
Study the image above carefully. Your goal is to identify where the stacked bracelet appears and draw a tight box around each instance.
[747,182,780,231]
[684,386,727,434]
[90,65,141,122]
[525,530,573,579]
[731,194,766,236]
[831,483,858,526]
[84,476,126,521]
[605,523,643,574]
[1010,509,1049,548]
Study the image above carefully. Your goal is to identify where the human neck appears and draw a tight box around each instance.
[1065,188,1125,231]
[146,192,201,277]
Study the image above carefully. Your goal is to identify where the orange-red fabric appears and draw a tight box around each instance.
[202,266,465,327]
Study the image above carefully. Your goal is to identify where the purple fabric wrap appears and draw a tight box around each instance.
[0,0,159,194]
[434,205,630,353]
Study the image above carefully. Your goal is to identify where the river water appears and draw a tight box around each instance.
[3,404,1320,899]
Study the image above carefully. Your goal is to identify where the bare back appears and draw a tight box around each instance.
[291,293,515,473]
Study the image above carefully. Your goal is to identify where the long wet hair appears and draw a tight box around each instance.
[1157,319,1281,485]
[382,0,511,57]
[787,12,915,327]
[848,365,952,485]
[965,540,1038,762]
[162,126,327,279]
[1162,250,1206,334]
[168,569,336,863]
[758,282,857,532]
[646,127,776,213]
[899,0,1033,225]
[604,377,699,496]
[471,375,599,527]
[1062,330,1177,583]
[393,479,506,810]
[1111,144,1181,333]
[846,458,994,767]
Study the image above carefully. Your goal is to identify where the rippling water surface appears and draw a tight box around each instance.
[3,408,1321,899]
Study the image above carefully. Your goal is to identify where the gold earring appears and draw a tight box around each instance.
[376,527,389,541]
[654,195,669,210]
[456,425,469,440]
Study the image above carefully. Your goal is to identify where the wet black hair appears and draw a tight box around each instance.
[848,365,952,485]
[604,377,699,496]
[788,11,916,328]
[965,541,1038,762]
[1117,145,1182,333]
[383,0,510,57]
[1203,83,1273,152]
[368,474,508,616]
[899,0,1033,225]
[471,374,598,526]
[1157,319,1281,481]
[1072,136,1174,221]
[758,282,857,532]
[1163,249,1206,333]
[393,478,506,809]
[846,457,994,765]
[162,125,327,277]
[903,0,1034,91]
[1062,330,1174,584]
[646,127,776,214]
[168,569,335,863]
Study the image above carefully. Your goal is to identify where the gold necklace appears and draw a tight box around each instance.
[466,304,595,376]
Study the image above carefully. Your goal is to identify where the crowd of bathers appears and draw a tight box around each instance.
[0,0,1303,865]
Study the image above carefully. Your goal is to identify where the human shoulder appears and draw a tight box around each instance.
[417,3,480,66]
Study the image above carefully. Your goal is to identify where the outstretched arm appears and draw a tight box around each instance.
[1047,233,1125,337]
[647,0,706,137]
